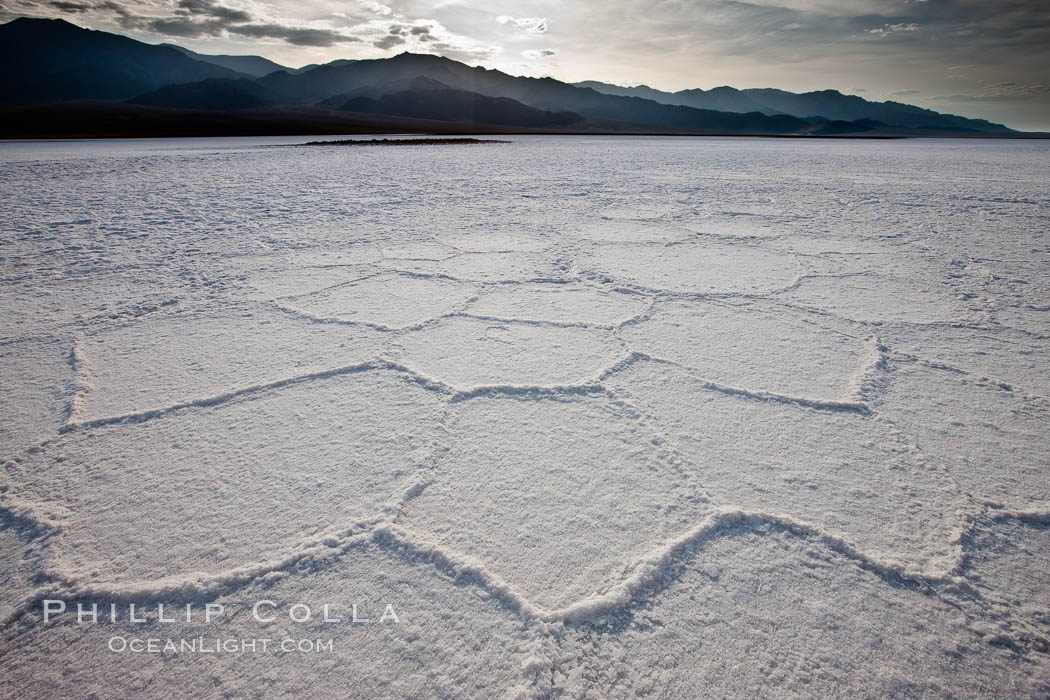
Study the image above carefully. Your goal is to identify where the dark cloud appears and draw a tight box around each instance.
[373,33,405,49]
[144,16,226,36]
[230,23,361,46]
[175,0,250,24]
[48,1,92,12]
[41,0,362,46]
[409,24,434,41]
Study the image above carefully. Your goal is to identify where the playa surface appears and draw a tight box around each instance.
[1,134,1048,697]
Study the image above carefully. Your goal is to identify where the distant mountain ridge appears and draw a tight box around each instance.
[0,17,244,103]
[129,78,275,110]
[162,44,289,78]
[255,52,819,134]
[322,77,583,128]
[0,16,1024,137]
[575,80,1010,133]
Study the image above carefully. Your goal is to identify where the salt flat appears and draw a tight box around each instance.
[0,135,1048,697]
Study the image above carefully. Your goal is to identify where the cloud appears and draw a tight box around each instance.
[231,23,361,46]
[522,48,558,60]
[496,15,547,33]
[42,0,365,46]
[365,17,501,62]
[929,83,1050,102]
[357,0,391,16]
[48,1,93,12]
[867,22,918,37]
[373,32,405,49]
[175,0,249,23]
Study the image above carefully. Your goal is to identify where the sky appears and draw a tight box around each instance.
[2,0,1048,130]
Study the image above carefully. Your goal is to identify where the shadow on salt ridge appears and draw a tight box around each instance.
[281,272,478,330]
[74,308,386,423]
[399,394,715,610]
[0,337,73,458]
[962,517,1050,646]
[8,370,447,583]
[620,300,869,401]
[778,274,966,324]
[0,540,547,699]
[0,513,45,622]
[467,283,649,327]
[555,530,1037,698]
[391,317,625,391]
[604,359,966,574]
[579,241,802,296]
[872,359,1050,509]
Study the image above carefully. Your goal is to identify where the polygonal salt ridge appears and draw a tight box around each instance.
[437,231,551,253]
[381,251,561,283]
[776,273,972,325]
[465,281,653,329]
[0,539,546,698]
[603,358,969,575]
[277,270,479,331]
[70,305,388,424]
[578,240,803,297]
[554,529,1037,698]
[0,272,191,343]
[870,357,1050,510]
[398,392,716,609]
[382,250,567,285]
[879,322,1050,400]
[8,369,450,584]
[764,234,913,258]
[570,218,693,244]
[619,298,874,403]
[962,515,1050,620]
[596,202,680,221]
[390,316,628,393]
[380,241,460,260]
[284,246,385,267]
[241,262,381,301]
[677,212,814,241]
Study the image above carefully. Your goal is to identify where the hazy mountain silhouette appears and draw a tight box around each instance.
[576,80,1010,132]
[322,77,583,127]
[0,17,244,104]
[129,78,275,110]
[291,59,359,75]
[259,53,814,134]
[162,45,289,78]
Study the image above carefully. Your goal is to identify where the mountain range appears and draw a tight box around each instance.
[0,17,1033,138]
[574,81,1005,132]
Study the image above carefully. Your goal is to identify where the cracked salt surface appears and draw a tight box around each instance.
[1,135,1049,697]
